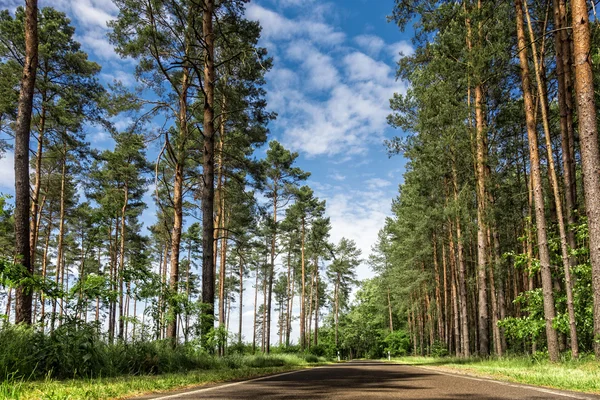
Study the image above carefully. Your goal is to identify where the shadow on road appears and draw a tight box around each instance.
[192,362,556,400]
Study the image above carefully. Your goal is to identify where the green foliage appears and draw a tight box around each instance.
[384,331,411,357]
[0,322,327,382]
[499,289,546,346]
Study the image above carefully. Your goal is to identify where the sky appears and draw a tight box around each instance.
[0,0,412,341]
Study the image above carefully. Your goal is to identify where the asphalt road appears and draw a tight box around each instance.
[142,361,600,400]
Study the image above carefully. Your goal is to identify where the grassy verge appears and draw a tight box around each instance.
[389,355,600,394]
[0,354,328,400]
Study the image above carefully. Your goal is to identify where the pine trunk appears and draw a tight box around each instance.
[14,0,38,325]
[525,3,579,358]
[201,0,216,349]
[515,0,560,361]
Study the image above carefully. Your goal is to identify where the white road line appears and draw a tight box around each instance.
[413,365,596,400]
[148,366,327,400]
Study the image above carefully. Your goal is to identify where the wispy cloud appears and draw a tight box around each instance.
[0,152,15,191]
[251,5,408,158]
[246,3,346,46]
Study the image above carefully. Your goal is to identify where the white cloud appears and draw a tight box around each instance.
[271,0,316,7]
[344,52,392,83]
[366,178,391,189]
[246,4,345,46]
[70,0,117,28]
[251,4,408,157]
[90,129,111,144]
[329,172,345,181]
[354,34,386,57]
[286,42,338,91]
[41,0,120,61]
[325,190,392,280]
[0,152,14,190]
[75,31,120,61]
[100,69,136,87]
[277,70,407,156]
[387,40,414,60]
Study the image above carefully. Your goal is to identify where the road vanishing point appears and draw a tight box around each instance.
[138,361,600,400]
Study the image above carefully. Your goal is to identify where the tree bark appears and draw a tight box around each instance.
[238,255,243,344]
[515,0,560,361]
[524,3,579,358]
[451,159,470,357]
[266,181,278,354]
[475,81,490,357]
[571,0,600,359]
[433,234,444,341]
[14,0,38,325]
[30,101,46,267]
[252,264,259,353]
[201,0,216,350]
[118,184,129,340]
[300,218,306,349]
[314,260,319,346]
[554,0,578,224]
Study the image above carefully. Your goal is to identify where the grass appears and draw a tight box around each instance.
[0,354,328,400]
[389,355,600,394]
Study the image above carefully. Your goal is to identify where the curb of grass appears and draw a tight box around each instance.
[129,363,332,399]
[386,360,600,398]
[4,362,334,400]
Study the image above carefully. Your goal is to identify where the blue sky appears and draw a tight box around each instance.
[0,0,411,340]
[244,0,411,280]
[0,0,412,281]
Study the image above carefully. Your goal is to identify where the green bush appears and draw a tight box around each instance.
[307,344,327,357]
[0,322,321,382]
[384,330,411,357]
[0,324,42,380]
[303,354,319,363]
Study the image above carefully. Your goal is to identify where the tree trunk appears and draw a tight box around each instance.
[266,182,278,354]
[238,255,243,344]
[492,229,507,353]
[387,287,394,333]
[433,234,444,341]
[554,0,578,227]
[14,0,38,325]
[475,81,490,357]
[40,212,52,326]
[262,255,268,351]
[218,193,228,356]
[334,273,339,346]
[452,159,469,357]
[55,145,67,328]
[30,101,46,267]
[441,236,448,345]
[307,266,315,348]
[185,240,191,343]
[314,261,319,346]
[449,225,461,356]
[515,0,560,361]
[571,0,600,359]
[201,0,216,350]
[525,3,579,358]
[487,228,502,357]
[118,184,129,340]
[252,265,259,353]
[300,218,306,349]
[285,247,293,346]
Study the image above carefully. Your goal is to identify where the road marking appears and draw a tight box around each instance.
[413,365,596,400]
[148,366,326,400]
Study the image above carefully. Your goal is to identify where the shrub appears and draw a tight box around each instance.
[303,354,319,363]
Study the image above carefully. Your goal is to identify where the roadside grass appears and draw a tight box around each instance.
[389,355,600,394]
[0,354,328,400]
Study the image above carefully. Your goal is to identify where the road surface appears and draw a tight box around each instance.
[140,361,600,400]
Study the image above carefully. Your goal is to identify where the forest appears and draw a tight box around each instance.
[2,0,600,398]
